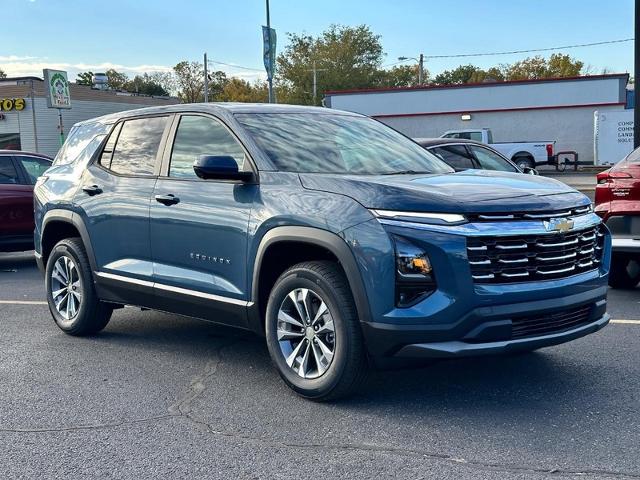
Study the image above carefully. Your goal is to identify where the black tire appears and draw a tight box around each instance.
[265,261,368,401]
[514,156,534,170]
[45,237,113,336]
[608,255,640,289]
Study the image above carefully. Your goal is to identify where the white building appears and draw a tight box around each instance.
[0,77,179,158]
[324,74,630,165]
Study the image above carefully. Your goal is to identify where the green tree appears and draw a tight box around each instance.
[207,70,229,100]
[124,73,169,96]
[173,61,204,103]
[105,69,128,90]
[76,71,94,85]
[218,78,267,102]
[434,64,481,85]
[277,24,384,105]
[0,68,7,79]
[505,54,583,80]
[376,64,427,88]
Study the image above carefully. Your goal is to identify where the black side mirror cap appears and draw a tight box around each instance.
[193,155,254,181]
[522,167,539,175]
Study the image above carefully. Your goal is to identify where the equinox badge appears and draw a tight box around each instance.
[544,218,574,233]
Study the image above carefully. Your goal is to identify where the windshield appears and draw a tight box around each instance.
[235,113,453,175]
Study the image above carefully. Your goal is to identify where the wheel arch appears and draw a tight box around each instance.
[41,210,97,272]
[248,226,371,335]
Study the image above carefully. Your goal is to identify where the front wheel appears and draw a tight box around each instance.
[45,237,113,335]
[265,261,368,401]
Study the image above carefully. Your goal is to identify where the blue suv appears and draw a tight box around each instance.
[34,104,611,400]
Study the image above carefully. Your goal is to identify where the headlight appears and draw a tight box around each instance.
[371,209,466,225]
[392,235,436,307]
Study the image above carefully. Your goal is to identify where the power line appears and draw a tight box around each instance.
[207,59,264,72]
[425,38,634,59]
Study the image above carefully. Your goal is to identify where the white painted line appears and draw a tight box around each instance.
[610,319,640,325]
[0,300,47,305]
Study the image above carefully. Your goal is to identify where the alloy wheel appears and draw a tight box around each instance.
[276,288,336,379]
[50,255,83,322]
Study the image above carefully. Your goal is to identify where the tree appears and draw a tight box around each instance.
[207,70,229,100]
[376,64,428,88]
[434,64,482,85]
[0,68,7,79]
[173,61,204,103]
[218,78,268,102]
[76,71,94,85]
[124,73,169,96]
[505,54,583,80]
[277,24,384,105]
[105,69,128,90]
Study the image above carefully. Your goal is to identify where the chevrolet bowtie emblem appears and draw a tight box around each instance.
[544,217,574,233]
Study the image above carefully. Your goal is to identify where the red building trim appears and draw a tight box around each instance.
[371,102,627,119]
[325,73,629,96]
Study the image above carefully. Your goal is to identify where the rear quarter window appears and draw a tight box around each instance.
[54,121,111,166]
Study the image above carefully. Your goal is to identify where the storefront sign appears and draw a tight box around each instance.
[0,98,26,111]
[43,69,72,109]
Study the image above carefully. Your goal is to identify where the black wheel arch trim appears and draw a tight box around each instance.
[41,210,98,273]
[248,226,372,334]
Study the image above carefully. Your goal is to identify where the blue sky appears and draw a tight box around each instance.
[1,0,634,82]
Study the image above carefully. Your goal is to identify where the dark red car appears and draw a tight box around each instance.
[0,150,52,252]
[595,147,640,288]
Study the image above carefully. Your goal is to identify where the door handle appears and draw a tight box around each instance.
[155,194,180,206]
[82,184,102,196]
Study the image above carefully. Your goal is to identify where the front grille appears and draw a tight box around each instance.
[511,304,593,339]
[467,225,604,283]
[466,205,592,223]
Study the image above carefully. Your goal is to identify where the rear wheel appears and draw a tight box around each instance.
[45,238,113,335]
[514,156,534,170]
[608,254,640,289]
[265,261,368,401]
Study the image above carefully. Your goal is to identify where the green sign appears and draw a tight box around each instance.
[43,69,72,109]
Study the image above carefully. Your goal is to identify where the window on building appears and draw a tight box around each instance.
[0,156,19,184]
[430,145,475,170]
[16,156,52,184]
[108,116,168,176]
[169,115,246,179]
[0,133,21,150]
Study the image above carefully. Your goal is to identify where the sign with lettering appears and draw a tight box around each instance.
[594,110,634,165]
[0,98,26,111]
[43,69,72,109]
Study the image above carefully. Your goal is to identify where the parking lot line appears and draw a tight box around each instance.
[0,300,48,305]
[610,319,640,325]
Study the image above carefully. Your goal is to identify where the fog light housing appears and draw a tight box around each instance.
[393,235,436,307]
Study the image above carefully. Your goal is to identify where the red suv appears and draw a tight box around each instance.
[595,147,640,288]
[0,150,52,252]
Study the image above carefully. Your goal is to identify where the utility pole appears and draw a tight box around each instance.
[418,53,424,85]
[306,61,328,105]
[266,0,274,103]
[635,0,639,147]
[203,52,209,103]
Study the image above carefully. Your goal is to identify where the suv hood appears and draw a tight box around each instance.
[299,170,589,214]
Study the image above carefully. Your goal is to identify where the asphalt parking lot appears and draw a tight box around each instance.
[1,251,639,479]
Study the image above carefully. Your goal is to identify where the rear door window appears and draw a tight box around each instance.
[16,156,51,184]
[107,116,168,176]
[430,145,475,170]
[468,145,517,172]
[0,156,20,184]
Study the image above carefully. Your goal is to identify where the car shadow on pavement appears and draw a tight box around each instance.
[0,251,36,271]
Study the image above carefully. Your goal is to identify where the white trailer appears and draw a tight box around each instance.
[594,109,634,166]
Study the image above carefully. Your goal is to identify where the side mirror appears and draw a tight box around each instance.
[193,155,253,181]
[522,167,539,176]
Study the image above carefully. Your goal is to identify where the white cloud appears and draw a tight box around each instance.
[0,58,266,83]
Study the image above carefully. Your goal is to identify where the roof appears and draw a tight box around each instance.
[75,102,360,126]
[0,149,53,160]
[325,73,630,96]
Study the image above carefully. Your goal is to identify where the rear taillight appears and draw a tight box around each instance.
[597,170,632,184]
[546,144,553,157]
